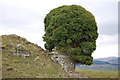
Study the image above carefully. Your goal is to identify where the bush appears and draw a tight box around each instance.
[43,5,98,65]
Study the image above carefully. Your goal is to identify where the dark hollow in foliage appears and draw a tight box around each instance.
[43,5,98,65]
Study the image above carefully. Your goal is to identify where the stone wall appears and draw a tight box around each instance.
[50,50,75,72]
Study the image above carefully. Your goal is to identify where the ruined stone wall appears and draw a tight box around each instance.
[50,50,75,72]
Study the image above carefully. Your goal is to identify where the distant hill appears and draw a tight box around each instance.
[1,34,79,78]
[94,57,119,64]
[76,57,119,70]
[93,60,110,65]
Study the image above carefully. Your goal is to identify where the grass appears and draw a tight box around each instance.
[1,35,71,78]
[0,53,2,79]
[2,52,70,78]
[76,68,118,78]
[2,35,119,78]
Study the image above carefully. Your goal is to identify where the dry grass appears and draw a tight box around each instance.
[76,68,118,78]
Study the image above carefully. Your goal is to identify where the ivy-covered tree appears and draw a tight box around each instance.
[43,5,98,65]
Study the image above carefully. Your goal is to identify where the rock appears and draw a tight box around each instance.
[13,44,31,58]
[50,50,75,72]
[33,56,39,61]
[7,67,13,71]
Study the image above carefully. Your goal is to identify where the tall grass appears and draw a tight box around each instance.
[76,68,118,78]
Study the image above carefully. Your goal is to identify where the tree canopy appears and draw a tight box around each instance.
[43,5,98,65]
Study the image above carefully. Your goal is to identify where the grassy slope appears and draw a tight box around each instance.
[2,34,118,78]
[76,68,118,78]
[3,52,70,78]
[2,35,70,78]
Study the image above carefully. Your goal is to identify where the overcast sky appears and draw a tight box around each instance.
[0,0,119,59]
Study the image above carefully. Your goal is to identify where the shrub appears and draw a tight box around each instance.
[43,5,98,65]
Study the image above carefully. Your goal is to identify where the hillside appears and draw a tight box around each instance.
[94,57,119,64]
[1,34,79,78]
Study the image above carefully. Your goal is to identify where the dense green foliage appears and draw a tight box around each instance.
[43,5,98,65]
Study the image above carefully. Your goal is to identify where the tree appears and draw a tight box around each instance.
[43,5,98,65]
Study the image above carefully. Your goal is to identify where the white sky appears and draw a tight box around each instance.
[0,0,119,59]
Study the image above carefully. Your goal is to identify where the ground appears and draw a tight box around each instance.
[76,68,118,78]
